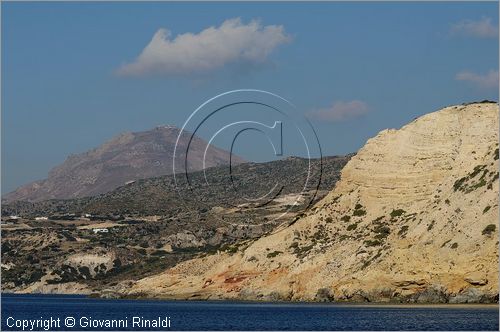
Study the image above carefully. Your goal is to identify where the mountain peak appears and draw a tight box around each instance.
[3,126,245,202]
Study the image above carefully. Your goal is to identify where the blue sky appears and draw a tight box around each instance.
[2,1,498,193]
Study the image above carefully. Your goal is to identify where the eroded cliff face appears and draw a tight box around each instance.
[125,102,499,303]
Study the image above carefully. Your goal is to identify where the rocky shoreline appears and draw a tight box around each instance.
[4,287,498,305]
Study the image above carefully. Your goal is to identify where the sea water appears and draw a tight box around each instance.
[1,294,498,331]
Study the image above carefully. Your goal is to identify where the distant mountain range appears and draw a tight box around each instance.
[3,126,245,203]
[2,155,351,218]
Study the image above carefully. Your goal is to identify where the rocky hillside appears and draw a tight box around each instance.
[125,102,499,303]
[1,155,351,294]
[3,126,244,203]
[2,155,350,218]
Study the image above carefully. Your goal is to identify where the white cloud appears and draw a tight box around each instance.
[456,69,499,89]
[117,18,291,77]
[306,100,369,122]
[450,17,498,38]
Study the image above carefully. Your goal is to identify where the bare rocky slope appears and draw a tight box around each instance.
[1,156,351,294]
[124,102,499,303]
[3,126,244,202]
[2,156,349,218]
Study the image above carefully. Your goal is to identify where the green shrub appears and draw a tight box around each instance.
[482,224,496,235]
[398,225,409,236]
[340,215,351,222]
[361,250,383,269]
[220,244,239,254]
[454,165,490,192]
[490,172,499,188]
[347,223,357,231]
[353,209,366,217]
[373,224,390,239]
[470,165,486,178]
[427,220,435,231]
[226,246,238,254]
[483,206,491,214]
[374,225,390,235]
[325,217,333,223]
[353,204,366,217]
[390,209,406,218]
[466,178,486,192]
[292,244,314,258]
[453,177,467,191]
[267,251,283,258]
[364,239,382,247]
[312,230,325,241]
[451,242,458,249]
[338,234,351,242]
